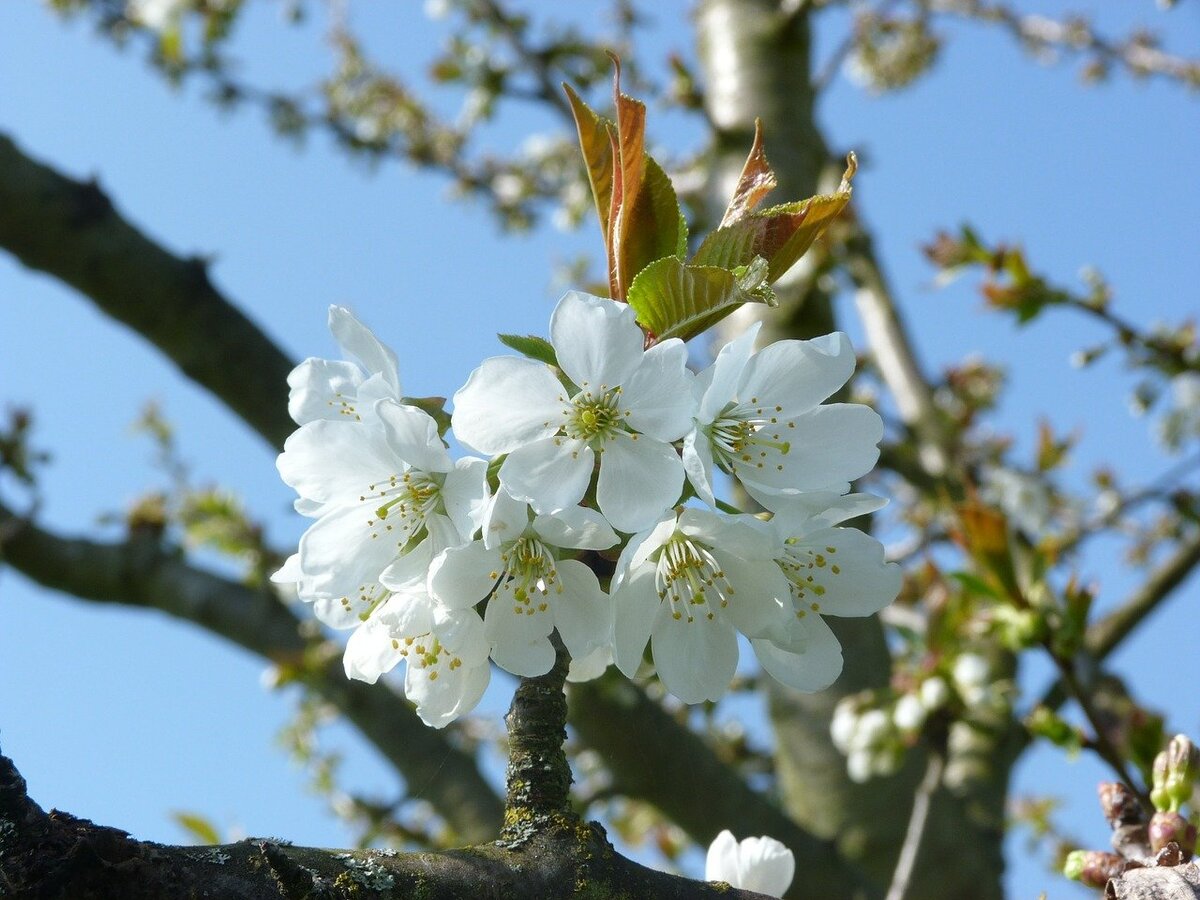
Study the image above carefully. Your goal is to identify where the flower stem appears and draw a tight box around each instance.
[500,633,574,844]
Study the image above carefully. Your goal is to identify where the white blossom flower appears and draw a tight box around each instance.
[683,322,883,508]
[343,591,490,728]
[1157,371,1200,451]
[893,693,927,732]
[428,488,617,678]
[451,291,695,533]
[920,676,950,711]
[611,508,793,703]
[127,0,188,31]
[287,305,402,427]
[705,830,795,898]
[276,399,487,622]
[749,492,902,693]
[952,653,991,705]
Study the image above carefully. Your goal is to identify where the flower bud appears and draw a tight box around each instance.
[1166,735,1200,809]
[1098,782,1145,829]
[893,693,927,733]
[1152,749,1172,811]
[1149,810,1197,856]
[1063,850,1125,889]
[919,676,950,711]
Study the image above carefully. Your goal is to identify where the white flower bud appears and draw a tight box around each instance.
[852,709,890,750]
[893,693,927,732]
[847,750,874,783]
[952,653,989,693]
[919,676,950,710]
[830,701,860,751]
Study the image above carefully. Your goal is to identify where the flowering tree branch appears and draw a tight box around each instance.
[0,498,505,843]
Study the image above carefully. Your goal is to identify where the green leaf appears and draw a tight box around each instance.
[626,256,778,344]
[949,570,1003,601]
[497,333,558,367]
[616,155,686,295]
[172,811,222,846]
[400,396,451,436]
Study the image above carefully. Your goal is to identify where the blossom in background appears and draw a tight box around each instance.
[611,508,793,703]
[428,488,616,678]
[705,830,795,898]
[452,291,695,533]
[1157,371,1200,452]
[287,305,403,428]
[126,0,188,31]
[980,466,1052,536]
[276,399,487,621]
[684,322,883,509]
[751,492,902,693]
[343,590,490,728]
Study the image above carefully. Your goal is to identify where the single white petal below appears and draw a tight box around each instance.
[620,339,696,442]
[533,506,618,551]
[451,356,564,455]
[752,613,843,693]
[596,433,683,534]
[705,830,795,897]
[682,428,718,508]
[297,503,412,597]
[409,658,490,729]
[441,457,490,540]
[277,418,398,505]
[651,608,739,704]
[566,644,612,683]
[500,438,593,514]
[712,551,791,640]
[549,291,644,389]
[484,581,557,677]
[738,332,855,418]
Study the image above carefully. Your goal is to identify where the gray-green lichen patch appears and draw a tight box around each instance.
[186,847,231,865]
[334,852,396,890]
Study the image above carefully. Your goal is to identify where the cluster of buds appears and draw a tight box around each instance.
[1064,736,1200,891]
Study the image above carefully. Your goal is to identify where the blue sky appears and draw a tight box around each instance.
[1,1,1198,895]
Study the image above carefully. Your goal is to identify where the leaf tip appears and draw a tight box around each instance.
[840,151,858,194]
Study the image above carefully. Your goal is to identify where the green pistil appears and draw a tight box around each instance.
[564,387,626,446]
[500,536,561,615]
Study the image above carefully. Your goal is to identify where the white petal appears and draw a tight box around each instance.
[270,553,304,584]
[621,339,696,441]
[611,567,660,678]
[375,401,451,474]
[752,614,843,692]
[378,537,436,592]
[566,644,612,683]
[287,358,364,425]
[550,291,644,389]
[500,438,593,514]
[277,419,396,505]
[408,659,490,729]
[484,580,556,677]
[736,404,883,494]
[427,543,503,609]
[596,433,683,533]
[551,559,610,660]
[712,550,791,639]
[651,610,738,704]
[612,512,677,589]
[328,305,401,396]
[786,527,901,617]
[682,429,718,508]
[533,506,618,551]
[738,332,855,418]
[705,830,741,884]
[678,508,778,561]
[451,356,564,455]
[733,836,795,897]
[344,616,406,683]
[297,504,410,597]
[699,321,760,422]
[442,457,490,540]
[481,488,533,550]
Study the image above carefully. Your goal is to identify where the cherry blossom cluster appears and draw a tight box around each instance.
[274,292,900,727]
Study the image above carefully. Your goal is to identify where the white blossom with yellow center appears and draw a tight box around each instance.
[451,291,696,533]
[427,487,616,678]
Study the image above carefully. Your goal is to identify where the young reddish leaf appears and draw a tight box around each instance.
[720,118,778,228]
[563,83,615,239]
[693,153,858,281]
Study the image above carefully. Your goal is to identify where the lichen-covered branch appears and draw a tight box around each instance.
[0,500,504,843]
[0,132,295,450]
[0,745,777,900]
[568,673,871,900]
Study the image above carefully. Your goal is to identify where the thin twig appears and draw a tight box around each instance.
[884,746,945,900]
